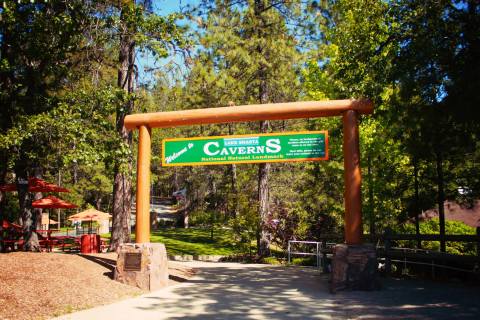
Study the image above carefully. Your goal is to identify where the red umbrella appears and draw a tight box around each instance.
[0,177,70,193]
[28,177,70,193]
[32,195,77,230]
[32,195,77,209]
[2,219,22,231]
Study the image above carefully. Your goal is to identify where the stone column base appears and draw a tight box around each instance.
[114,243,169,291]
[330,243,379,293]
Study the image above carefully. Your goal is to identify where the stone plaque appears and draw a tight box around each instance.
[124,252,142,271]
[115,243,169,291]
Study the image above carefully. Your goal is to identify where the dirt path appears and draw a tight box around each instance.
[54,261,480,320]
[0,252,195,320]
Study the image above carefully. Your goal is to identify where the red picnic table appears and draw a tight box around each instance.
[1,239,24,252]
[34,229,60,252]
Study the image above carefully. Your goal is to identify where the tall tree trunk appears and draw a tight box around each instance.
[413,159,422,249]
[71,143,78,184]
[435,151,446,252]
[230,163,238,218]
[173,167,179,191]
[182,172,192,229]
[110,1,135,250]
[95,197,102,210]
[258,121,270,257]
[228,121,239,219]
[253,0,271,258]
[0,158,7,252]
[0,12,14,253]
[15,166,42,251]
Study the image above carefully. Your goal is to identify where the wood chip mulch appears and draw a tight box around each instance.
[0,252,197,320]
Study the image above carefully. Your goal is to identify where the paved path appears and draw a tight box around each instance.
[54,261,480,320]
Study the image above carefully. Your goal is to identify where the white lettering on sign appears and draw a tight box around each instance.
[203,138,281,157]
[204,142,220,156]
[266,139,281,153]
[166,147,188,163]
[224,137,259,146]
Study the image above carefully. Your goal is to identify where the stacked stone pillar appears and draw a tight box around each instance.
[114,243,169,291]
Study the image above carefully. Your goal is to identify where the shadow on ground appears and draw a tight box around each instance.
[77,254,192,283]
[134,263,480,320]
[78,254,116,279]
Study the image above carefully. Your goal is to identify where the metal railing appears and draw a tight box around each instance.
[287,240,322,268]
[378,246,480,276]
[75,226,99,236]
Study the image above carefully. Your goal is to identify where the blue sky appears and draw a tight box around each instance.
[137,1,198,85]
[150,0,195,15]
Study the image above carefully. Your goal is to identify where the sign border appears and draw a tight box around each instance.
[161,131,328,167]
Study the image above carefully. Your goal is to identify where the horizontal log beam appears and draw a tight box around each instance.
[124,99,373,130]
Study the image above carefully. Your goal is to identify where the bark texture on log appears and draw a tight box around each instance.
[258,120,271,257]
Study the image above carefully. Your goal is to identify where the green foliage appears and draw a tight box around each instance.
[150,227,240,256]
[138,12,190,58]
[290,256,317,267]
[228,201,259,254]
[395,218,476,255]
[1,86,120,159]
[0,0,478,259]
[303,0,480,237]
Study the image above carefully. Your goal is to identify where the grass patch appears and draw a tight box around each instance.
[290,256,317,266]
[150,227,241,256]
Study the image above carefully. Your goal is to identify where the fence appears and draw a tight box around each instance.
[74,226,100,236]
[314,228,480,276]
[288,241,321,267]
[287,240,336,269]
[381,227,480,276]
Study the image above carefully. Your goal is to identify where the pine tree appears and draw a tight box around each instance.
[110,0,136,250]
[190,0,303,256]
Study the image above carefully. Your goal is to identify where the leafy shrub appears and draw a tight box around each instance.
[395,218,476,255]
[228,202,259,255]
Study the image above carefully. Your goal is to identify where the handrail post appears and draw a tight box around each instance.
[322,239,328,272]
[287,241,291,264]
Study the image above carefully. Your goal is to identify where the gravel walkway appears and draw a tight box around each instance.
[53,261,480,320]
[0,252,195,320]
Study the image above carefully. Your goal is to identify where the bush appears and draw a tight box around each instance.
[228,203,259,255]
[395,218,476,255]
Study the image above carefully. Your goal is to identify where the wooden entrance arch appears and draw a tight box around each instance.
[124,99,373,244]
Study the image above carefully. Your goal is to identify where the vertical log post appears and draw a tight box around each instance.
[343,110,363,245]
[136,125,151,243]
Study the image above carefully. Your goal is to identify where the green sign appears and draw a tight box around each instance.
[162,131,328,167]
